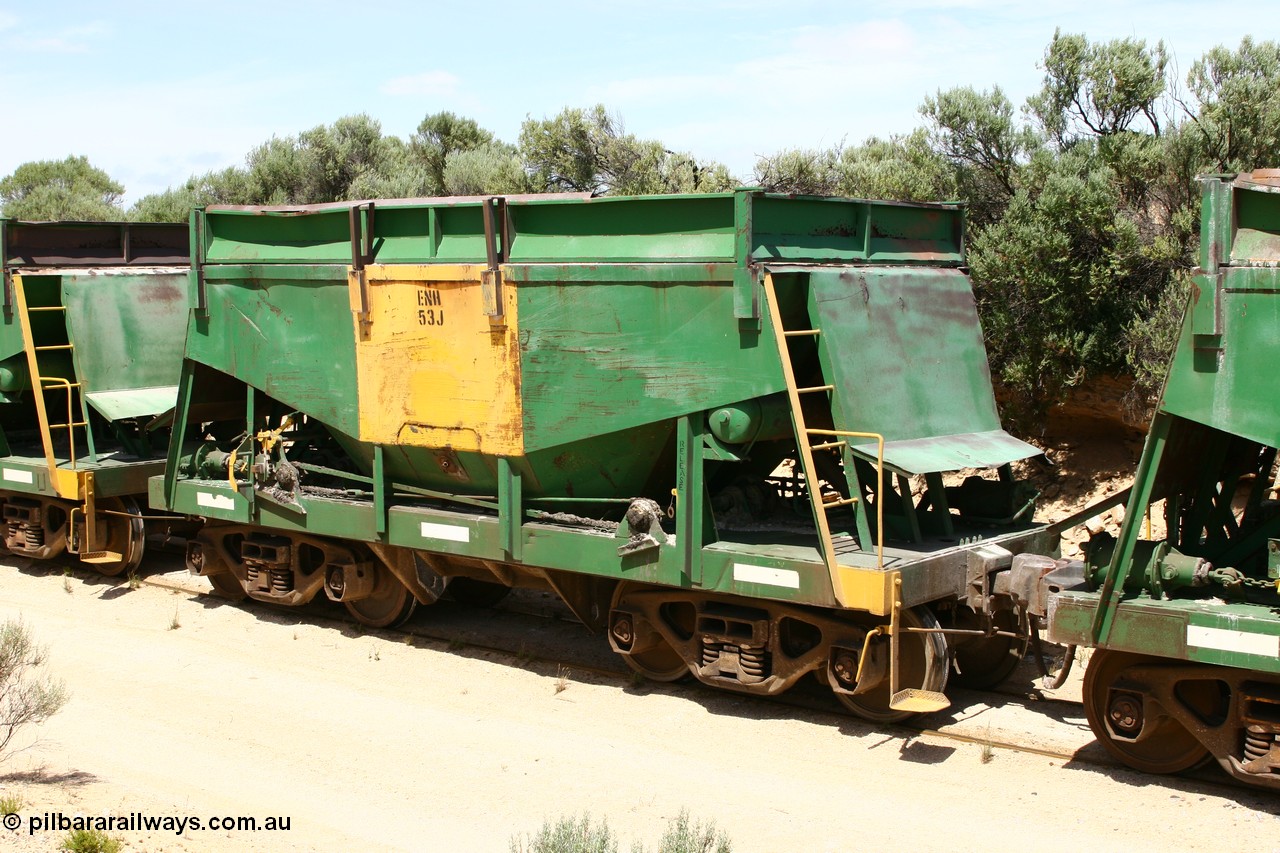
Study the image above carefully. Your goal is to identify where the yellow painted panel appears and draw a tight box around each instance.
[52,469,82,501]
[834,566,896,616]
[350,266,522,455]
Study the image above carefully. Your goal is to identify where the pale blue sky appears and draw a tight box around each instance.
[0,1,1268,202]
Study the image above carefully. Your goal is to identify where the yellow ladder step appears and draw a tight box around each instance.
[34,343,74,351]
[890,689,950,714]
[820,496,858,509]
[47,421,88,429]
[796,384,835,394]
[783,329,821,337]
[810,439,847,451]
[80,550,122,565]
[25,306,67,312]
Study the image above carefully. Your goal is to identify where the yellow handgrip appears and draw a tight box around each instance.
[255,415,295,455]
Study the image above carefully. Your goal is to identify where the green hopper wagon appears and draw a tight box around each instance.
[159,190,1054,721]
[1045,171,1280,788]
[0,220,189,573]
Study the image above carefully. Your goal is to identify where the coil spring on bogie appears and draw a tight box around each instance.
[740,645,768,679]
[702,641,723,667]
[245,565,260,585]
[20,523,43,547]
[270,569,291,593]
[1243,726,1276,768]
[701,641,769,679]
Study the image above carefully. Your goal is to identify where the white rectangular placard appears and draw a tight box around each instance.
[196,491,236,511]
[1187,624,1280,658]
[733,563,801,589]
[420,522,471,543]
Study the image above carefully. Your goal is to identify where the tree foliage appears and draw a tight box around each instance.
[413,111,497,195]
[128,166,253,222]
[754,131,956,201]
[968,148,1154,424]
[1028,30,1169,145]
[920,86,1037,226]
[444,142,531,196]
[520,105,733,195]
[0,156,123,220]
[1184,36,1280,171]
[5,31,1280,431]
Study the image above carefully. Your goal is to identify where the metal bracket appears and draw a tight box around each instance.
[481,197,507,324]
[191,210,208,319]
[350,202,376,334]
[0,218,9,319]
[733,190,760,326]
[1191,271,1225,350]
[734,264,761,326]
[499,458,523,561]
[965,543,1013,612]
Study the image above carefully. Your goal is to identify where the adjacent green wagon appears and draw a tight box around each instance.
[0,220,188,573]
[1045,171,1280,788]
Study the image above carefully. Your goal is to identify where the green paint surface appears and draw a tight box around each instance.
[184,267,361,437]
[809,267,1036,473]
[62,272,187,419]
[517,277,781,453]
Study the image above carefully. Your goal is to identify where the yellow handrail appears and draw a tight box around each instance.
[37,377,82,469]
[805,429,885,571]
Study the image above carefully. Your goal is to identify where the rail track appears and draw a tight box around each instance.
[95,557,1139,775]
[13,549,1274,803]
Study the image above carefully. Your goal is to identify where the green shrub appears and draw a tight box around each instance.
[0,618,69,757]
[512,813,617,853]
[60,829,120,853]
[511,811,733,853]
[658,810,731,853]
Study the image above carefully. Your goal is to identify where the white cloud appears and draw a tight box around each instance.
[11,21,108,53]
[590,73,737,103]
[591,20,931,112]
[584,18,942,176]
[380,70,461,97]
[25,37,88,53]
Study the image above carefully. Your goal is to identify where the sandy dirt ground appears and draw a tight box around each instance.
[0,550,1274,853]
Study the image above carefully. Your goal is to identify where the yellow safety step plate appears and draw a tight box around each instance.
[80,551,122,564]
[890,688,950,714]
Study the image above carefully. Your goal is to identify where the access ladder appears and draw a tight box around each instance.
[762,271,948,714]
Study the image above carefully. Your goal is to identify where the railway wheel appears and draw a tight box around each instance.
[87,497,146,577]
[344,567,418,629]
[950,609,1021,690]
[610,583,691,683]
[446,577,511,608]
[836,605,948,723]
[1082,649,1211,774]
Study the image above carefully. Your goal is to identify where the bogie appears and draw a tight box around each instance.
[608,582,951,720]
[186,525,422,627]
